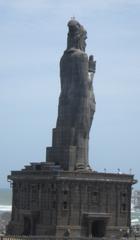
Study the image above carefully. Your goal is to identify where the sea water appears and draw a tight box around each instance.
[0,188,12,212]
[131,210,140,225]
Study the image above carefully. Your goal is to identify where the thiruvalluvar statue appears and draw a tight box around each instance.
[56,19,96,170]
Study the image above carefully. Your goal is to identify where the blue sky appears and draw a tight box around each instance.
[0,0,140,188]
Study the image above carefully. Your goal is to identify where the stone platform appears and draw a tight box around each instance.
[7,162,135,238]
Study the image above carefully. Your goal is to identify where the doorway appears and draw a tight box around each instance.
[23,216,31,235]
[91,220,106,237]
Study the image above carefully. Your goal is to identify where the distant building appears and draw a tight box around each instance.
[132,190,140,210]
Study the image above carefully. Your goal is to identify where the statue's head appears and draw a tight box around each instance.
[67,19,87,51]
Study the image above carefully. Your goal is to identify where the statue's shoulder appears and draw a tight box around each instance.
[62,48,88,61]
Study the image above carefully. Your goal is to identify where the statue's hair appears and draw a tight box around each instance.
[67,19,87,51]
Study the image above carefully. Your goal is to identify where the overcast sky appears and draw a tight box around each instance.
[0,0,140,188]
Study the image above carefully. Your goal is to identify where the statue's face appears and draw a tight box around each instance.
[80,32,87,51]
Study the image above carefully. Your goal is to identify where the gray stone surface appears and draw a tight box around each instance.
[47,19,96,171]
[7,165,135,238]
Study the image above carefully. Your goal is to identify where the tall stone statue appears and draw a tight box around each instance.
[47,19,96,170]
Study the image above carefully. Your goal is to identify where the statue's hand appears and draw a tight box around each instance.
[88,55,96,73]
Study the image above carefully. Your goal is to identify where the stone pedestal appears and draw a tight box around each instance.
[7,164,136,238]
[46,146,76,171]
[46,128,90,171]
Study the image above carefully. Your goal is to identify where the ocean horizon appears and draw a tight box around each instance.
[0,188,12,212]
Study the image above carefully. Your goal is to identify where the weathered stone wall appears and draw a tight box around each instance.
[7,170,133,237]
